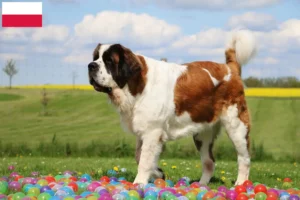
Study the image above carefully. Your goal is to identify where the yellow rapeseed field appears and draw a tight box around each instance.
[3,85,300,97]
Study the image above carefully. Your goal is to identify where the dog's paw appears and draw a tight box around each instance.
[152,168,165,180]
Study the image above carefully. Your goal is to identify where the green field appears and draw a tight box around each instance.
[0,88,299,160]
[0,157,299,188]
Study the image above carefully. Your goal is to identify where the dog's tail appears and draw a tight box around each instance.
[225,30,257,76]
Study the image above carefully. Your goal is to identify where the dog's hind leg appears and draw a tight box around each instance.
[221,103,251,186]
[193,121,221,185]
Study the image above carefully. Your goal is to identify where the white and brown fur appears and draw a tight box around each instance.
[88,30,257,185]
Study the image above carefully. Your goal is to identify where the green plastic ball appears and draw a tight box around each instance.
[0,182,8,195]
[12,192,25,200]
[255,192,267,200]
[144,196,156,200]
[27,188,40,196]
[185,192,197,200]
[63,197,74,200]
[128,190,140,199]
[86,197,97,200]
[37,193,51,200]
[37,180,48,187]
[166,195,177,200]
[128,197,139,200]
[282,182,292,189]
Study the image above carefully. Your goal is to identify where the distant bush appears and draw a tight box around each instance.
[244,76,300,88]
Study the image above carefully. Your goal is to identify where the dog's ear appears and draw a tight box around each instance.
[93,43,102,61]
[105,44,141,88]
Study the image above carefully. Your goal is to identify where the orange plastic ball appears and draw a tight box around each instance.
[100,176,110,182]
[287,189,296,195]
[203,191,215,200]
[154,179,166,188]
[177,189,187,196]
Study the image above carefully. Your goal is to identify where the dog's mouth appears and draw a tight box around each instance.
[90,78,112,94]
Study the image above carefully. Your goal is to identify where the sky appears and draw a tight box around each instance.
[0,0,300,86]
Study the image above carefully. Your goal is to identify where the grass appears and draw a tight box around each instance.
[0,88,299,160]
[0,157,299,189]
[0,93,24,101]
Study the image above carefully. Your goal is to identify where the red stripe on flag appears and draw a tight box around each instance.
[2,15,42,27]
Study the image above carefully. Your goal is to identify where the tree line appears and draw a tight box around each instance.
[2,58,300,88]
[243,76,300,88]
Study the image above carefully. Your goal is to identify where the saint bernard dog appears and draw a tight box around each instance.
[88,30,257,186]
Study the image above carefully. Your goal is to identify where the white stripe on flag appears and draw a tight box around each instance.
[2,2,42,15]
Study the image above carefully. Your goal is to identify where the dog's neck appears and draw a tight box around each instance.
[108,85,136,114]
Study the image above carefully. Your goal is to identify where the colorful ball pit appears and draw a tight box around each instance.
[0,171,299,200]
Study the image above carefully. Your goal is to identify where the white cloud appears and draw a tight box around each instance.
[74,11,181,48]
[120,0,281,10]
[48,0,77,3]
[172,28,228,49]
[228,12,277,30]
[63,50,91,64]
[0,25,69,42]
[0,53,25,61]
[31,25,69,42]
[262,57,279,64]
[33,46,66,54]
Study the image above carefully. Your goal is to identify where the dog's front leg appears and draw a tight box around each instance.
[133,129,163,185]
[135,137,142,164]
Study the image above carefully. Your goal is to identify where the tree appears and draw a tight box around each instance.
[3,59,18,89]
[160,58,168,62]
[72,71,78,90]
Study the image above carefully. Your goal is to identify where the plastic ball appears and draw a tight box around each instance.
[185,192,196,200]
[12,192,25,200]
[0,182,8,194]
[36,180,47,187]
[40,186,51,194]
[27,188,40,196]
[37,193,51,200]
[128,190,139,199]
[80,175,91,182]
[243,180,253,187]
[9,182,22,192]
[144,196,156,200]
[254,185,267,194]
[289,195,300,200]
[236,193,249,200]
[283,178,292,183]
[235,185,247,194]
[107,170,117,177]
[255,192,267,200]
[154,179,166,188]
[203,191,215,200]
[226,190,238,200]
[282,183,292,190]
[112,194,125,200]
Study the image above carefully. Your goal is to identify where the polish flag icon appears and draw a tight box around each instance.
[2,2,43,27]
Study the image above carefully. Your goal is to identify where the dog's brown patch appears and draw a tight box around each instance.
[127,55,148,96]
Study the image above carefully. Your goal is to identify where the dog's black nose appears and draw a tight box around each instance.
[88,62,98,71]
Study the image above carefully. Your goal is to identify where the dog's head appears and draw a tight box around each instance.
[88,44,142,94]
